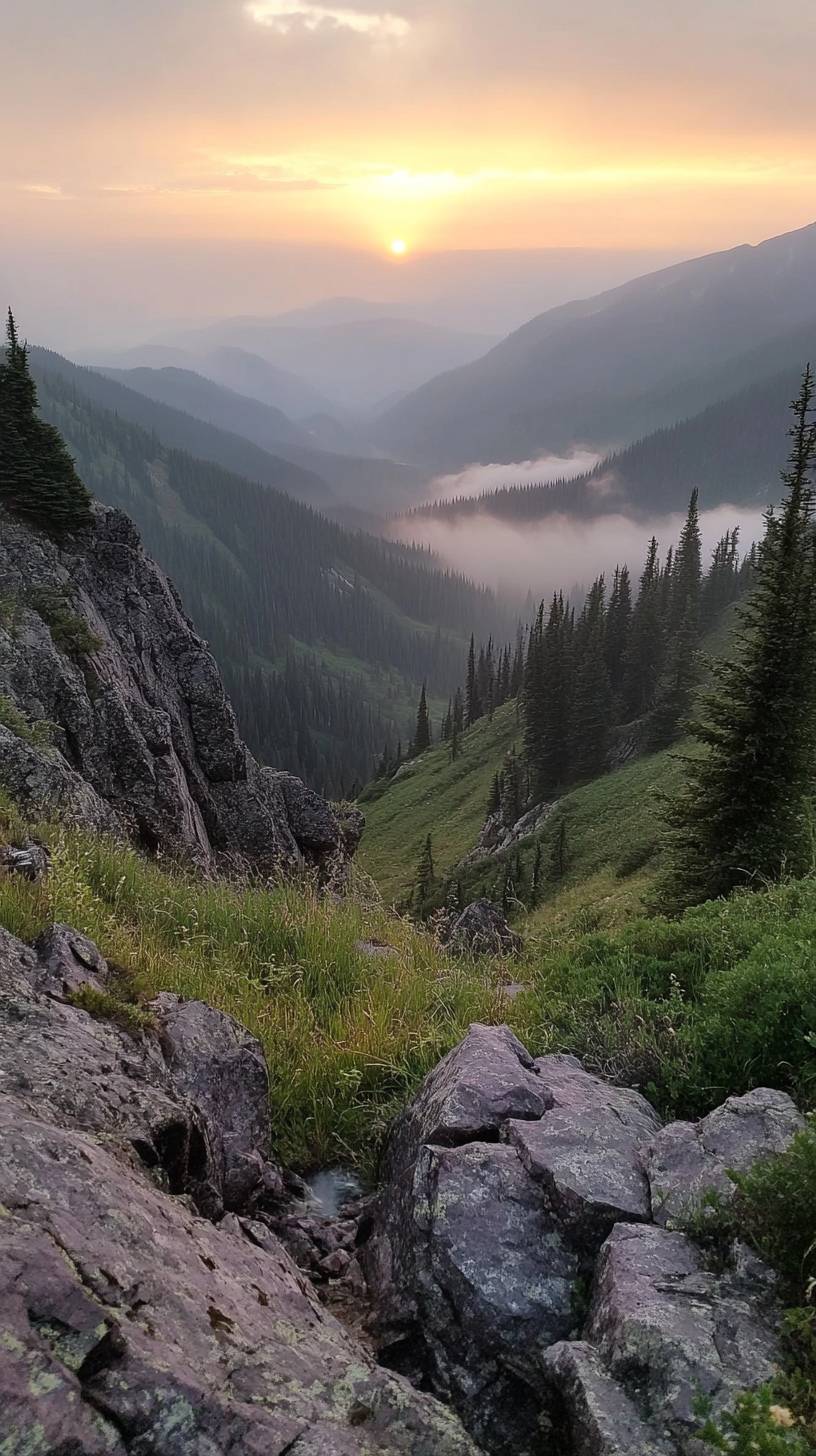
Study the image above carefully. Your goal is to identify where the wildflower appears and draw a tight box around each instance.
[768,1405,796,1428]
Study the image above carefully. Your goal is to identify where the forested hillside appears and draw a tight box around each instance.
[415,364,802,524]
[33,359,505,793]
[377,221,816,469]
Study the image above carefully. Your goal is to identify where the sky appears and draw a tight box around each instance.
[2,0,816,340]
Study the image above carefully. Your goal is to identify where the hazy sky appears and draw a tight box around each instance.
[4,0,816,261]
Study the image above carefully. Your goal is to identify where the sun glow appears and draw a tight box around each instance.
[389,237,407,255]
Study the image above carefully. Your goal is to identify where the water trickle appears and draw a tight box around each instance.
[304,1167,363,1218]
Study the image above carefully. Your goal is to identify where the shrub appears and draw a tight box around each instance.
[68,985,156,1038]
[0,694,55,747]
[697,1386,811,1453]
[28,586,102,660]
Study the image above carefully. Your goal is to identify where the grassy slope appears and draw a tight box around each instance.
[359,698,684,915]
[358,701,521,903]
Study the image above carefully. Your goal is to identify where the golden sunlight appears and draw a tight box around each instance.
[389,237,408,255]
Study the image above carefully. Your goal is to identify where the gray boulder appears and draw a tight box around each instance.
[0,921,481,1455]
[506,1055,660,1243]
[647,1087,805,1226]
[543,1341,672,1456]
[444,899,522,956]
[587,1222,781,1443]
[152,991,281,1210]
[33,920,111,997]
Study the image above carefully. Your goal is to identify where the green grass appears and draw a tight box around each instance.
[358,701,521,902]
[0,795,519,1174]
[359,699,684,915]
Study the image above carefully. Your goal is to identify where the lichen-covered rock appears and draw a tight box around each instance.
[33,920,111,997]
[587,1223,781,1443]
[543,1341,673,1456]
[647,1087,805,1227]
[364,1025,789,1456]
[0,922,481,1455]
[444,899,522,956]
[152,991,281,1210]
[506,1055,660,1243]
[0,504,357,881]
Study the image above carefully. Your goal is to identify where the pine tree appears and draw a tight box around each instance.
[622,537,664,719]
[649,491,703,748]
[486,771,501,818]
[413,682,431,754]
[465,635,481,726]
[440,699,453,742]
[604,565,632,694]
[531,842,543,903]
[549,817,568,880]
[499,747,523,825]
[414,834,436,913]
[0,310,93,538]
[662,368,816,911]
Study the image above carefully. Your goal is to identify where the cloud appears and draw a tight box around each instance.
[18,183,69,199]
[425,450,607,503]
[391,505,768,601]
[246,1,410,39]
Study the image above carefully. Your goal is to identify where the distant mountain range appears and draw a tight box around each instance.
[376,221,816,471]
[414,360,810,525]
[31,350,425,515]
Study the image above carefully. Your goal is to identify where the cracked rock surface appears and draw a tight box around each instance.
[363,1023,798,1455]
[0,504,359,881]
[0,923,479,1456]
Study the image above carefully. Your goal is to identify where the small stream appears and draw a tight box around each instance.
[303,1167,363,1218]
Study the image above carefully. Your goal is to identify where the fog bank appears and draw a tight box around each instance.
[393,505,768,601]
[426,449,605,502]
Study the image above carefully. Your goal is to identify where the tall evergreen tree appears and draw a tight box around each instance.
[622,537,664,719]
[604,565,632,693]
[0,310,93,538]
[571,577,613,779]
[649,490,703,748]
[413,681,431,754]
[465,635,481,726]
[414,834,436,912]
[662,368,816,910]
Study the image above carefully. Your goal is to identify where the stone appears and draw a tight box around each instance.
[587,1222,781,1442]
[32,920,111,997]
[543,1341,673,1455]
[151,991,279,1210]
[505,1056,660,1243]
[0,838,50,882]
[647,1087,805,1227]
[0,920,481,1456]
[364,1026,790,1456]
[444,899,522,956]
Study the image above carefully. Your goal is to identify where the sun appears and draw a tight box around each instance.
[389,238,408,256]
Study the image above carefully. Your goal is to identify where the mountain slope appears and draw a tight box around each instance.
[102,365,311,450]
[43,350,425,513]
[31,348,334,508]
[32,359,505,792]
[377,221,816,469]
[169,315,500,414]
[418,358,811,524]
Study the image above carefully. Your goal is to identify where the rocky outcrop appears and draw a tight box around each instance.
[646,1086,805,1227]
[443,899,522,956]
[0,504,358,880]
[0,921,480,1454]
[364,1024,800,1455]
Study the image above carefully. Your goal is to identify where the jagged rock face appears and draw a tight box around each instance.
[0,504,359,879]
[364,1023,799,1456]
[0,922,480,1455]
